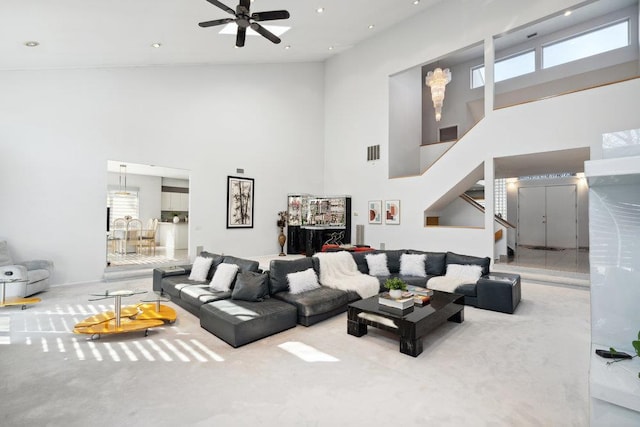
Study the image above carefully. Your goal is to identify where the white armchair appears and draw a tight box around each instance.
[0,241,53,297]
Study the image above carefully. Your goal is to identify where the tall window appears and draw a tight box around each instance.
[543,20,630,69]
[471,50,536,89]
[107,190,139,229]
[494,178,507,220]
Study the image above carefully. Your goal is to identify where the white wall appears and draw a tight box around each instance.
[0,63,325,284]
[323,0,640,259]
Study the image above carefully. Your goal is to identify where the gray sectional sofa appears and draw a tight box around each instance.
[153,249,521,348]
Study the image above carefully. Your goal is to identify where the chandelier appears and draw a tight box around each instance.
[425,68,452,122]
[116,164,130,195]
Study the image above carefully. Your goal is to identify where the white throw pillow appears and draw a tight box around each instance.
[188,256,214,282]
[365,253,390,276]
[287,268,321,294]
[445,264,483,281]
[210,263,239,292]
[399,254,427,277]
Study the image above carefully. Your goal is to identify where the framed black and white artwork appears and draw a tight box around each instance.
[227,176,254,228]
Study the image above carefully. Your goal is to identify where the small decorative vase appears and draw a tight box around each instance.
[389,289,403,299]
[173,216,180,224]
[278,226,286,256]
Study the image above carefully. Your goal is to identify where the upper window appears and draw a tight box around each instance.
[542,20,630,69]
[107,190,139,229]
[471,50,535,89]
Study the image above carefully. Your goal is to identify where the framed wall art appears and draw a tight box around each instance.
[227,176,254,228]
[368,200,382,224]
[384,200,400,225]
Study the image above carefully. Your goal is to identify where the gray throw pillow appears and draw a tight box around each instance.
[231,271,269,302]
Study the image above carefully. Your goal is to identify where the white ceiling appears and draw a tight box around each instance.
[0,0,442,70]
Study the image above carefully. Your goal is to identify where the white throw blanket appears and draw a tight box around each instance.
[313,252,380,299]
[427,276,469,293]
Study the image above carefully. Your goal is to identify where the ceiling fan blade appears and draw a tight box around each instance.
[204,0,236,15]
[251,10,290,22]
[236,26,246,47]
[250,22,281,44]
[198,18,234,27]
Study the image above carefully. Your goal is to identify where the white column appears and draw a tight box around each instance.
[483,36,495,116]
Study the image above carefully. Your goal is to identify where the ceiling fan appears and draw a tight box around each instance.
[198,0,291,47]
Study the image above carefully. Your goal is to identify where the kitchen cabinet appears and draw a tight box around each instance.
[157,223,188,250]
[161,192,189,211]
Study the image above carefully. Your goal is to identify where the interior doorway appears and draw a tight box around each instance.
[517,185,577,249]
[105,161,190,270]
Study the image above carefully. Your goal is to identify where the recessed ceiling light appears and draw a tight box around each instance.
[564,10,572,17]
[328,46,334,51]
[24,41,39,47]
[413,0,420,5]
[316,7,324,13]
[368,24,375,29]
[151,42,162,48]
[285,45,291,50]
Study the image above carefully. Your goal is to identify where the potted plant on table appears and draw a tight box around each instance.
[384,277,407,299]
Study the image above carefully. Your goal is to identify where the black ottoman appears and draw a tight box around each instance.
[200,299,297,348]
[476,272,521,314]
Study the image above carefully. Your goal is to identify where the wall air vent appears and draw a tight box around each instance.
[367,145,380,161]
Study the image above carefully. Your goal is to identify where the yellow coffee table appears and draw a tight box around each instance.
[73,289,175,339]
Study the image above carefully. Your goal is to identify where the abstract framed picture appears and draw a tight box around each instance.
[368,200,382,224]
[227,176,254,228]
[384,200,400,225]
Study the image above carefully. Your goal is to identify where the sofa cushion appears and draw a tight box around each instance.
[181,285,230,307]
[210,263,239,292]
[446,264,483,281]
[222,255,259,274]
[383,250,406,274]
[188,256,214,282]
[199,251,225,280]
[446,252,491,276]
[200,299,297,347]
[269,257,318,294]
[350,252,370,274]
[158,276,200,298]
[454,283,477,298]
[231,272,269,302]
[26,269,49,284]
[365,253,390,276]
[406,250,447,276]
[287,268,321,294]
[273,287,349,319]
[399,253,427,277]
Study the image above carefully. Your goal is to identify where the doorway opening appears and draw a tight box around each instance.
[105,161,190,270]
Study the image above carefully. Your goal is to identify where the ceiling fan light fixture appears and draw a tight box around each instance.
[219,23,290,37]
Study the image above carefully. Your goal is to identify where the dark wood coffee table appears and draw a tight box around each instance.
[347,291,464,357]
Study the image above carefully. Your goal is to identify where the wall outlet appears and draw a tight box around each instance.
[380,242,385,250]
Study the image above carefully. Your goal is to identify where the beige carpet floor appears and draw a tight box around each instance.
[0,278,590,426]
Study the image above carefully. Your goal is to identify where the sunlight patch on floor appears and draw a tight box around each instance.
[278,341,339,362]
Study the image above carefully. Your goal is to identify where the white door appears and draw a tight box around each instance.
[518,187,546,246]
[546,185,577,248]
[517,185,577,248]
